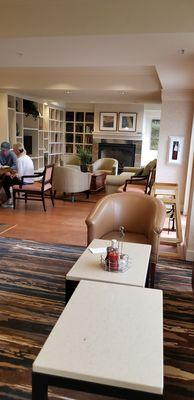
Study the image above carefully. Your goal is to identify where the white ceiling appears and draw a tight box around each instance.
[0,1,194,104]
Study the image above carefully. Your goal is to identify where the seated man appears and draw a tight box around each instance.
[13,142,34,184]
[0,141,18,207]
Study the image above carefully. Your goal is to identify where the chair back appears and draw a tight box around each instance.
[41,164,54,191]
[145,168,156,194]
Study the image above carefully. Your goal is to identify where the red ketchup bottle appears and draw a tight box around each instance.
[106,240,119,271]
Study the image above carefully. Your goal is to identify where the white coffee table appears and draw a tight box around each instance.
[32,280,163,399]
[66,238,151,301]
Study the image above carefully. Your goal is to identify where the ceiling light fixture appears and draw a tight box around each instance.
[64,90,71,95]
[120,91,128,96]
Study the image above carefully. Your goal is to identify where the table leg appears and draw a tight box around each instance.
[32,373,48,400]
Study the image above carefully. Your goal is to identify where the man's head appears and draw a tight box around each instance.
[1,141,11,157]
[13,142,25,157]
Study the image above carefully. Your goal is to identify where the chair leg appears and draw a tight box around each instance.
[86,190,90,199]
[13,190,16,209]
[42,195,46,212]
[150,262,156,288]
[25,193,27,204]
[50,189,54,207]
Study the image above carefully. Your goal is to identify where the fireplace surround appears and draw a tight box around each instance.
[98,142,136,173]
[93,138,142,172]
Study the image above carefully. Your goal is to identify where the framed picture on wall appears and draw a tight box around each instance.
[118,112,137,132]
[99,112,117,131]
[168,136,184,164]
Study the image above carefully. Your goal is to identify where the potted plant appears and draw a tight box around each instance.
[77,146,92,172]
[23,100,39,120]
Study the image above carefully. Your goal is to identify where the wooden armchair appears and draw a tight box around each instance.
[13,165,55,212]
[118,169,155,195]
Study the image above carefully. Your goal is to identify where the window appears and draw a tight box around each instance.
[150,119,160,150]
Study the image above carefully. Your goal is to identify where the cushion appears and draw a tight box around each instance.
[13,182,52,192]
[105,172,134,187]
[134,168,144,177]
[117,184,145,193]
[102,231,149,245]
[142,159,157,176]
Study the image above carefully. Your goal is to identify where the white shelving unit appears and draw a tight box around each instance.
[1,94,65,171]
[48,107,64,165]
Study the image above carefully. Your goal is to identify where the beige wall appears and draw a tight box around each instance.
[185,157,194,260]
[156,96,194,208]
[94,103,144,133]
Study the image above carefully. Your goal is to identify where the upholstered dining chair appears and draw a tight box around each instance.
[13,164,55,212]
[85,192,166,287]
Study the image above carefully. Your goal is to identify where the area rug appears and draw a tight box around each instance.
[0,237,193,400]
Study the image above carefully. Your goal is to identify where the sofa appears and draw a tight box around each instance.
[53,166,91,201]
[89,158,118,176]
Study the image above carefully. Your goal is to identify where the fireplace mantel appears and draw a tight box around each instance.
[93,131,142,142]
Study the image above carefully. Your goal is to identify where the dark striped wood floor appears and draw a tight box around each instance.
[0,237,193,400]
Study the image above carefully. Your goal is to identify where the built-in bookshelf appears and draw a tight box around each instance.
[65,111,94,154]
[49,107,64,165]
[5,94,65,170]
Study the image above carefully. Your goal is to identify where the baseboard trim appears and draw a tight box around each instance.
[185,249,194,261]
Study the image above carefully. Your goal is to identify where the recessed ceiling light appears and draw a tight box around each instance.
[64,90,71,95]
[120,91,128,96]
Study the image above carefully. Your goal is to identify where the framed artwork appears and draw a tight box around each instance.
[118,112,137,132]
[168,136,184,164]
[99,112,117,131]
[150,119,160,150]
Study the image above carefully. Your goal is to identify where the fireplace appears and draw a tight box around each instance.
[98,142,136,173]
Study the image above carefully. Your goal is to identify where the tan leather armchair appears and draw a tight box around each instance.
[89,158,118,175]
[53,166,91,201]
[85,192,166,286]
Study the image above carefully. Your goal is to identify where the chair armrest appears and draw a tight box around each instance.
[20,172,43,188]
[123,175,148,191]
[88,164,94,173]
[147,200,166,263]
[130,175,148,182]
[21,173,42,179]
[85,196,114,245]
[111,165,117,175]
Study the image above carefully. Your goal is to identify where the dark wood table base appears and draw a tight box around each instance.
[90,172,107,192]
[32,372,163,400]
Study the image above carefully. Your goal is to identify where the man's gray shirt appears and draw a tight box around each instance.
[0,151,17,170]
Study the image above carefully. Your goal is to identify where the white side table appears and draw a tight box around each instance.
[32,280,163,399]
[66,238,151,301]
